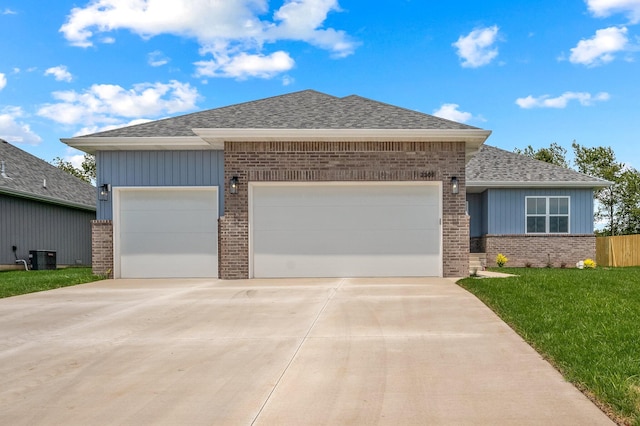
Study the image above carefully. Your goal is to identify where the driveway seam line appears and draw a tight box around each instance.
[250,278,345,425]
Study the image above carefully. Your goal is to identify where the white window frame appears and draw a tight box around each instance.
[525,196,570,234]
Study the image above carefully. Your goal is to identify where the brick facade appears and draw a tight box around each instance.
[221,141,468,279]
[482,234,596,268]
[91,220,113,277]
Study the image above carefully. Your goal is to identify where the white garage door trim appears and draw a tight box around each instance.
[249,181,442,278]
[113,186,219,279]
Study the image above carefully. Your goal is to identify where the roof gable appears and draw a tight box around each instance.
[0,140,96,210]
[466,145,610,189]
[76,90,479,139]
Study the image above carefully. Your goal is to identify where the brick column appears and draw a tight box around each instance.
[91,220,113,278]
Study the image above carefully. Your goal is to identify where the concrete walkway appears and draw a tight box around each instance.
[0,277,613,425]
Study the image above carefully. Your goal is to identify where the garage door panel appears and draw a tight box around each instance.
[254,253,440,278]
[251,183,441,278]
[253,185,439,207]
[117,188,218,278]
[253,204,438,231]
[120,210,217,234]
[120,232,217,256]
[254,229,439,256]
[121,253,217,279]
[121,190,215,210]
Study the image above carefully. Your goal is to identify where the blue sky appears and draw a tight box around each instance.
[1,0,638,170]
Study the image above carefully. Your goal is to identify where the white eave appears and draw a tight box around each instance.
[61,136,215,154]
[467,180,612,191]
[62,128,492,161]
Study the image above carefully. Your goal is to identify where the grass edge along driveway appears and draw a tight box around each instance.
[458,267,640,426]
[0,268,104,298]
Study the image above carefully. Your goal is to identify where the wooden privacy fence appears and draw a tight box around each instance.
[596,234,640,267]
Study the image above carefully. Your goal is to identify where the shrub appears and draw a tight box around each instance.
[584,258,596,269]
[496,253,508,267]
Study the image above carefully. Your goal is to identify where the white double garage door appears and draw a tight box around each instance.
[114,183,442,279]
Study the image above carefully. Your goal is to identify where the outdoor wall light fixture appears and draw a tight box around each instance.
[229,176,239,194]
[451,176,459,194]
[99,183,111,201]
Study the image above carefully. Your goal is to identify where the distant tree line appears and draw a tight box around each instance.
[515,142,640,236]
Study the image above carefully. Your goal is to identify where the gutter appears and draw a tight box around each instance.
[0,187,96,211]
[467,180,613,190]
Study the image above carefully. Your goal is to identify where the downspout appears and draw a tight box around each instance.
[12,245,29,271]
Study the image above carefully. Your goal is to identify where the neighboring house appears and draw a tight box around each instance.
[62,90,602,279]
[466,145,609,268]
[0,139,96,270]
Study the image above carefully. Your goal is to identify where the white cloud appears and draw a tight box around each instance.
[0,107,43,145]
[586,0,640,23]
[516,91,610,108]
[37,80,199,126]
[0,73,6,90]
[195,51,295,79]
[2,8,17,15]
[282,75,295,86]
[148,50,170,67]
[60,0,356,79]
[44,65,73,82]
[453,25,500,68]
[433,104,474,123]
[569,26,629,66]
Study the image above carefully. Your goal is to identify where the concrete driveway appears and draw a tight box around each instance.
[0,277,613,425]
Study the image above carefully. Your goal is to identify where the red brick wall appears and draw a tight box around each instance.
[222,141,468,279]
[91,220,113,278]
[483,234,596,268]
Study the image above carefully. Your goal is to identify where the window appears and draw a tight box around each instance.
[526,196,569,233]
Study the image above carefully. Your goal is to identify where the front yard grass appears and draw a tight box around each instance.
[0,267,104,298]
[458,267,640,426]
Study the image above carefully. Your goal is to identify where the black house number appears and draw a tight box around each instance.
[420,171,436,178]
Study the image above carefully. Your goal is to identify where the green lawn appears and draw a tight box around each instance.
[0,268,104,298]
[458,267,640,426]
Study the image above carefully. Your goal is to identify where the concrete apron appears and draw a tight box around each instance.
[0,277,613,425]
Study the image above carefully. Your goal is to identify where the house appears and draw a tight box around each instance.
[62,90,603,279]
[0,139,96,270]
[466,144,609,268]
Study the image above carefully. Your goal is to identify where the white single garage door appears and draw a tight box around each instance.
[115,187,218,278]
[250,182,441,278]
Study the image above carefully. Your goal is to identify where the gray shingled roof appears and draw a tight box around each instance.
[467,145,610,187]
[78,90,479,138]
[0,139,96,210]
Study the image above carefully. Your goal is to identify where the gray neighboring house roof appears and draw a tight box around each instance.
[0,139,96,210]
[466,144,611,191]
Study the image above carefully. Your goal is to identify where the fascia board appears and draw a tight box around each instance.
[193,128,492,143]
[60,137,216,154]
[467,180,612,189]
[0,187,96,211]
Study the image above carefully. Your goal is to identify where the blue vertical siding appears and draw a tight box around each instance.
[467,193,484,237]
[1,195,94,266]
[96,150,224,220]
[485,188,594,234]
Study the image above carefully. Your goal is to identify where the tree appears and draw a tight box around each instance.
[52,154,96,184]
[514,142,569,168]
[571,141,640,236]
